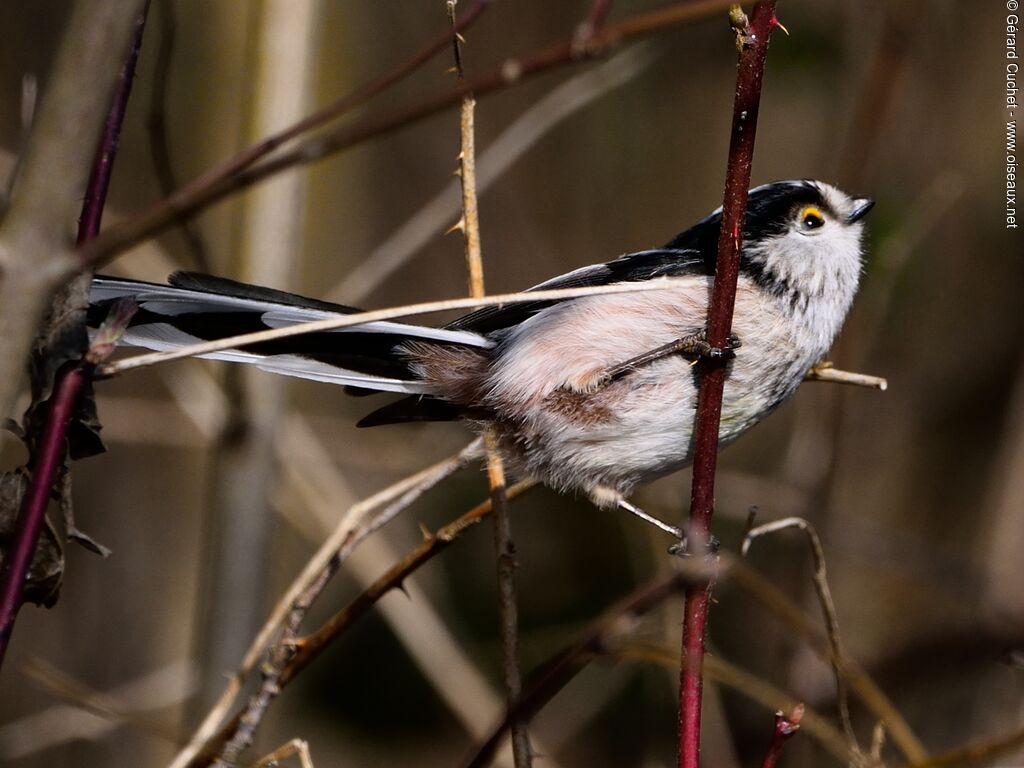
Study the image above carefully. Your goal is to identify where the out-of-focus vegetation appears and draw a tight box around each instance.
[0,2,1021,767]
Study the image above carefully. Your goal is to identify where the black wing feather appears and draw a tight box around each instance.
[446,248,711,335]
[168,271,365,314]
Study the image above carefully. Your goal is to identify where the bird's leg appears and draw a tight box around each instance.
[591,490,719,555]
[616,497,685,539]
[578,330,741,393]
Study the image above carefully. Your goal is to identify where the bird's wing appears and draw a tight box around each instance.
[445,248,711,335]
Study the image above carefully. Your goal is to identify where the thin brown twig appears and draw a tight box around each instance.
[447,5,530,765]
[678,4,780,766]
[214,460,476,764]
[253,739,314,768]
[77,0,737,270]
[282,480,536,686]
[483,432,528,766]
[743,516,862,757]
[805,363,888,390]
[333,44,654,303]
[169,442,482,768]
[185,480,534,768]
[79,0,492,272]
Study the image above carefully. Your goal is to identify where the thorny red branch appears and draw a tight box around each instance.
[0,5,149,670]
[678,3,781,767]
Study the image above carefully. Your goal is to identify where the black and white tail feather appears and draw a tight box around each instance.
[88,272,492,395]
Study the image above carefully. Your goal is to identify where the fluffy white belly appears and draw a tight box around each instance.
[482,277,819,495]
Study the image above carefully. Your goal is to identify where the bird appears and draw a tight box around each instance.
[88,179,874,539]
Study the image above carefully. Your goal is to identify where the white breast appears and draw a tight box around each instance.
[482,276,831,496]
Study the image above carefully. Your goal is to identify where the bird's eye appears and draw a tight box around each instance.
[800,206,826,230]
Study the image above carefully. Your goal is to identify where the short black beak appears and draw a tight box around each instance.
[847,198,875,223]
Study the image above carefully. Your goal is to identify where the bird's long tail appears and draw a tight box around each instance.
[87,272,492,394]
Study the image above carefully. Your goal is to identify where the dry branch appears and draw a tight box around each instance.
[172,443,482,768]
[334,44,653,302]
[744,515,861,756]
[447,5,530,764]
[77,0,737,270]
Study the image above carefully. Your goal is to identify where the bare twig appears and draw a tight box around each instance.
[760,705,804,768]
[281,480,536,686]
[77,4,149,248]
[77,0,737,270]
[94,281,670,379]
[172,442,482,768]
[253,739,314,768]
[678,4,780,766]
[188,479,533,768]
[447,5,530,764]
[484,432,529,766]
[76,0,492,272]
[0,3,148,668]
[334,44,653,303]
[743,516,861,756]
[805,362,888,391]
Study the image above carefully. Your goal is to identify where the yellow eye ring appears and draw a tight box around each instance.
[800,206,826,230]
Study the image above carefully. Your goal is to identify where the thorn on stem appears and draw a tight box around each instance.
[770,13,790,36]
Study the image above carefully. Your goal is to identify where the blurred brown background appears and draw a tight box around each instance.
[1,1,1021,766]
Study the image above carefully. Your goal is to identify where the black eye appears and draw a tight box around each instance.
[800,206,825,230]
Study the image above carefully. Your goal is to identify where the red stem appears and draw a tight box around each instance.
[0,366,87,660]
[760,705,804,768]
[0,3,149,670]
[677,3,779,766]
[77,3,150,246]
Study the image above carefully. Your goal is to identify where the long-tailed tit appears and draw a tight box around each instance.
[89,179,874,538]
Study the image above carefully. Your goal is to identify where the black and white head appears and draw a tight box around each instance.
[739,179,873,305]
[669,179,872,345]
